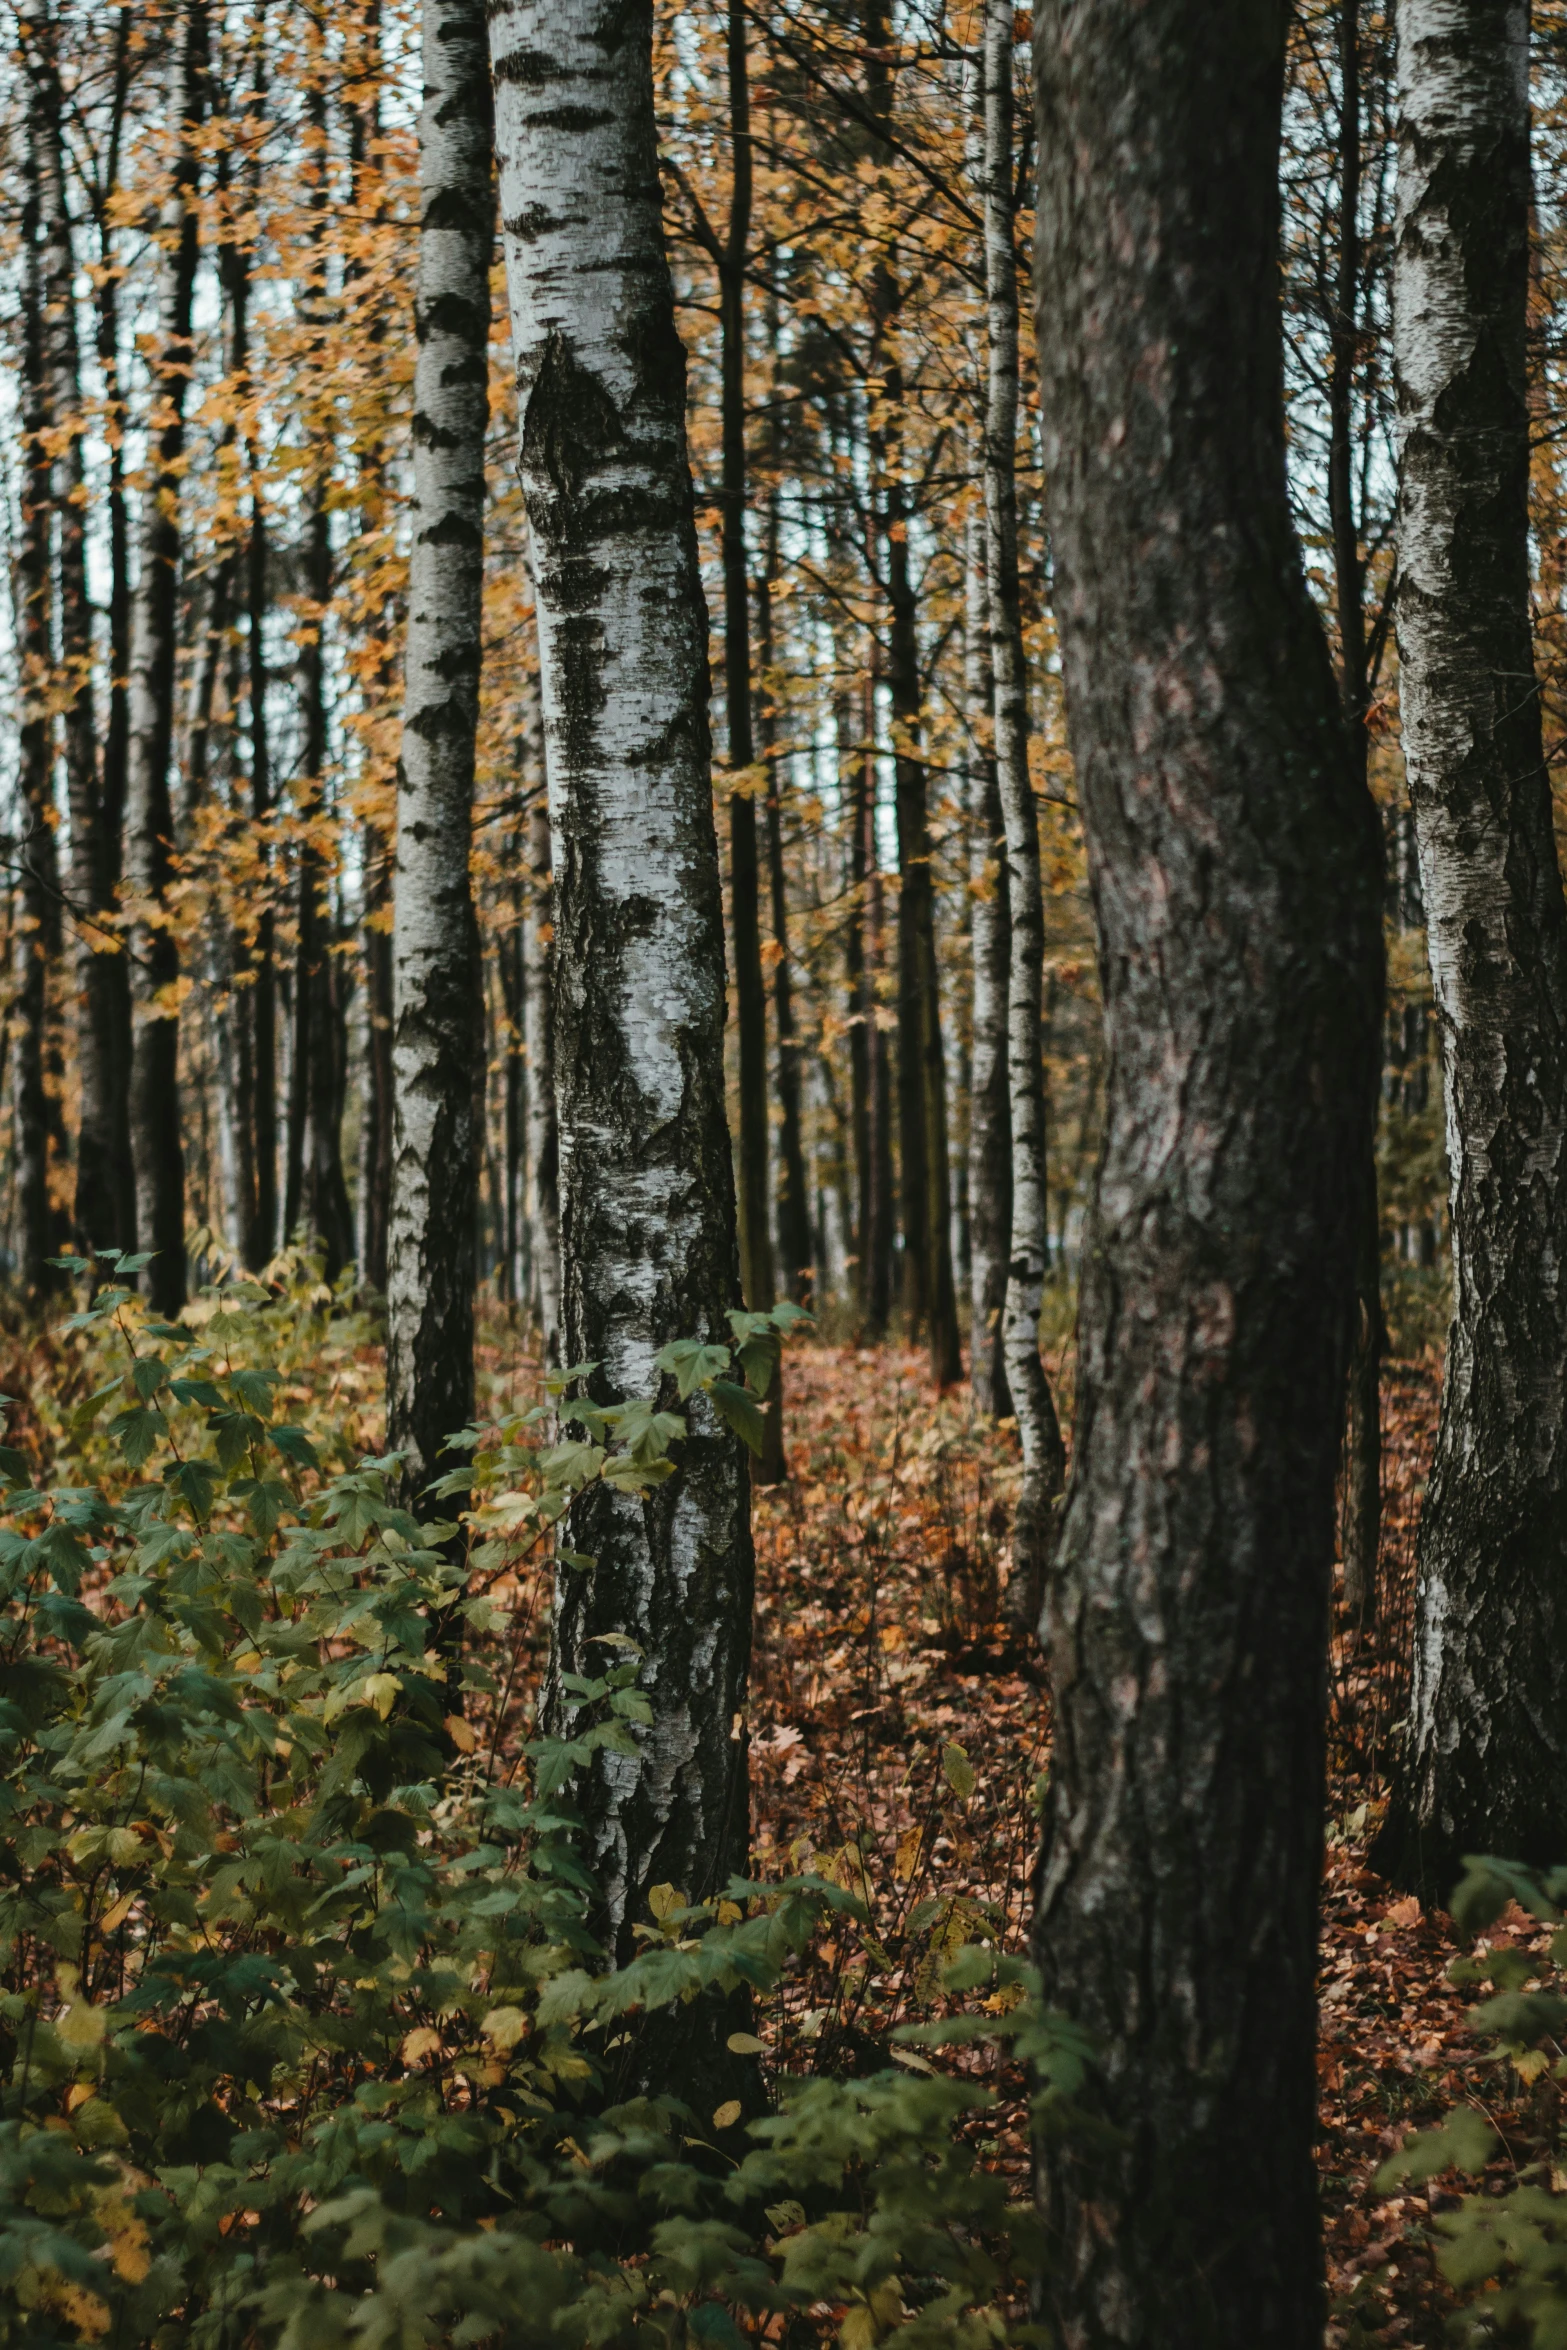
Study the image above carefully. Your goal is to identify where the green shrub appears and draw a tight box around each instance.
[1379,1856,1567,2345]
[0,1257,1081,2347]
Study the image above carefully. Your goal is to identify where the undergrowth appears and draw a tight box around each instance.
[0,1252,1084,2348]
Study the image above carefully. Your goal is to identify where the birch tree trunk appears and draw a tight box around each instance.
[522,795,560,1360]
[490,0,756,2087]
[965,507,1012,1418]
[1331,0,1385,1626]
[125,0,208,1316]
[1030,2,1384,2336]
[1376,0,1567,1888]
[985,0,1065,1621]
[388,0,490,1503]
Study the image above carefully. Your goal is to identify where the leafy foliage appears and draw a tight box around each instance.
[1377,1857,1567,2345]
[0,1268,1082,2346]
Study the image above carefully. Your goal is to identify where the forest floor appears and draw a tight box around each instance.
[731,1336,1546,2348]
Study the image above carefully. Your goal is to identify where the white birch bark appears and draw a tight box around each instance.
[985,0,1064,1626]
[489,0,754,1995]
[388,0,490,1498]
[1379,0,1567,1883]
[965,503,1012,1419]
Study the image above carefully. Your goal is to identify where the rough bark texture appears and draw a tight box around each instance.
[491,0,756,2065]
[388,0,490,1503]
[29,16,132,1257]
[16,99,64,1295]
[1331,0,1385,1626]
[1377,0,1567,1888]
[522,795,561,1359]
[125,0,208,1316]
[1030,4,1384,2341]
[966,508,1013,1420]
[985,0,1064,1626]
[760,488,813,1309]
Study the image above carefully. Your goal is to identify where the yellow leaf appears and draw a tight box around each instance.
[446,1714,477,1754]
[364,1672,401,1720]
[481,2006,528,2053]
[712,2099,742,2131]
[942,1741,976,1801]
[400,2026,443,2067]
[1515,2047,1551,2085]
[726,2032,766,2055]
[99,2197,151,2284]
[58,2000,107,2050]
[894,1826,924,1883]
[648,1882,684,1922]
[100,1894,135,1935]
[66,2084,96,2113]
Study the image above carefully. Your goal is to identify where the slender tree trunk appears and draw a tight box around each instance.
[1376,0,1567,1888]
[95,5,137,1255]
[28,15,125,1257]
[245,475,277,1271]
[15,104,64,1295]
[388,0,490,1503]
[362,825,394,1292]
[985,0,1065,1626]
[125,0,208,1316]
[848,671,894,1333]
[1331,0,1384,1627]
[965,505,1012,1417]
[293,478,355,1278]
[522,795,561,1359]
[1030,3,1384,2339]
[707,0,785,1479]
[760,488,812,1308]
[490,0,756,2096]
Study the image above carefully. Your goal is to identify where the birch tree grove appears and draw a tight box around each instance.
[1030,0,1383,2334]
[1377,0,1567,1886]
[387,0,491,1510]
[489,0,755,2076]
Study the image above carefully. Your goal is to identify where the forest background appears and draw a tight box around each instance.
[1,1,1565,2346]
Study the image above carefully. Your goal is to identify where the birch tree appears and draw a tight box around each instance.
[1030,0,1384,2335]
[388,0,491,1507]
[124,0,209,1314]
[966,506,1012,1419]
[489,0,755,2078]
[984,0,1065,1620]
[1376,0,1567,1886]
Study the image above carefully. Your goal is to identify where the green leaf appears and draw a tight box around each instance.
[654,1339,732,1401]
[1376,2108,1498,2189]
[709,1379,764,1456]
[942,1742,976,1801]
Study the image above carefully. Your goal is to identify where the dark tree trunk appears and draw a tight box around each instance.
[388,0,491,1501]
[93,4,137,1255]
[1376,0,1567,1890]
[125,0,209,1316]
[847,672,894,1334]
[491,0,756,2105]
[15,102,65,1296]
[705,0,785,1478]
[1330,0,1384,1626]
[965,509,1013,1419]
[361,823,394,1294]
[27,11,128,1258]
[1029,3,1384,2340]
[291,480,355,1279]
[245,478,277,1272]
